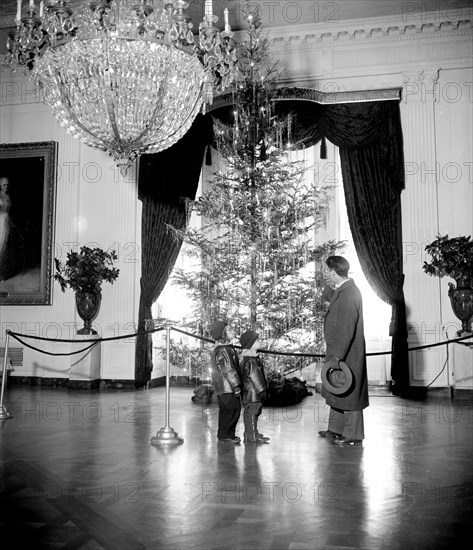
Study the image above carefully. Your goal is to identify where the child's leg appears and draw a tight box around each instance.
[243,404,254,440]
[253,402,263,436]
[218,394,241,440]
[244,402,263,441]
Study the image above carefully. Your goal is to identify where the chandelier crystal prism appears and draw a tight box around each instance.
[6,0,238,174]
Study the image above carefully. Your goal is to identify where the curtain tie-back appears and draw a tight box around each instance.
[205,144,212,166]
[320,136,327,159]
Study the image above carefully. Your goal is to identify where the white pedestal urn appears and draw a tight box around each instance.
[448,276,473,336]
[75,291,101,335]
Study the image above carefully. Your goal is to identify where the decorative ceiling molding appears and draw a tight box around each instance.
[266,18,472,53]
[262,14,472,89]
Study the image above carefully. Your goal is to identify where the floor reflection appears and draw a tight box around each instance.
[1,386,472,549]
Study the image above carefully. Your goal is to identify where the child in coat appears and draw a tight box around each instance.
[209,320,242,444]
[239,330,269,444]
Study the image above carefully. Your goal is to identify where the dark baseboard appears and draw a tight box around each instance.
[451,388,473,400]
[8,376,69,388]
[6,375,135,391]
[149,376,165,388]
[99,379,137,391]
[150,376,208,388]
[400,386,452,400]
[68,379,100,390]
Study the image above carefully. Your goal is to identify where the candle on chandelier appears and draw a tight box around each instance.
[205,0,213,18]
[224,7,230,31]
[29,0,34,9]
[39,0,43,17]
[16,0,21,23]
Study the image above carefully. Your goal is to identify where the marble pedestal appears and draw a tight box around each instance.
[451,337,473,396]
[68,335,101,389]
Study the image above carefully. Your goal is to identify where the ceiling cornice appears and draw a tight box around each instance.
[261,13,473,50]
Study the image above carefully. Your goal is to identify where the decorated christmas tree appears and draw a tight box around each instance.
[171,13,343,373]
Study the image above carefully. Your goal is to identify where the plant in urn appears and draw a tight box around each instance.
[424,235,473,336]
[54,246,119,334]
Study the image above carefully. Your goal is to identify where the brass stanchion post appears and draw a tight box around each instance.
[151,322,183,446]
[0,331,13,420]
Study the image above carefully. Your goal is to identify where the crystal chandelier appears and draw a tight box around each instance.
[6,0,238,174]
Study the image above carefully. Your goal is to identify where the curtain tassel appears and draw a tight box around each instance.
[320,136,327,159]
[205,145,212,166]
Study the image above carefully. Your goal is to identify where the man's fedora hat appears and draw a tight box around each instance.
[321,357,353,395]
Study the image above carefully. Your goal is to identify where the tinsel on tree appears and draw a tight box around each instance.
[171,13,343,365]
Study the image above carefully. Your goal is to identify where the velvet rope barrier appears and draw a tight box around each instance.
[1,326,471,428]
[0,327,164,421]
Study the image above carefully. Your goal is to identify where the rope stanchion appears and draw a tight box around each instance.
[151,321,183,447]
[0,331,13,420]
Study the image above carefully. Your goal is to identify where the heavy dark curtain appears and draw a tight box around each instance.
[340,144,409,394]
[271,99,408,393]
[134,114,212,385]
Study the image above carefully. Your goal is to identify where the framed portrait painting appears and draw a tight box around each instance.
[0,141,57,305]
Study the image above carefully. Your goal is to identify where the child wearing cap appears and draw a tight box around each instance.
[239,330,269,443]
[208,320,242,444]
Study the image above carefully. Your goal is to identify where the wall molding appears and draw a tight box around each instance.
[265,15,472,50]
[252,14,472,89]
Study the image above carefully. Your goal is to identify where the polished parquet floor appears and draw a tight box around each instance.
[1,384,472,550]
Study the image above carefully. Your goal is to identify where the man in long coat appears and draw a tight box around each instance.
[319,256,369,446]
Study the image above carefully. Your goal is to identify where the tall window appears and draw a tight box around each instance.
[295,140,392,385]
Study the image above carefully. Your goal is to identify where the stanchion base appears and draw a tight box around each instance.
[0,405,13,420]
[151,426,184,446]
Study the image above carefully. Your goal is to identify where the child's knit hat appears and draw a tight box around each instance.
[240,330,259,349]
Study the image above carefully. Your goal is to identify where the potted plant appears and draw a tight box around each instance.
[54,246,120,334]
[423,234,473,335]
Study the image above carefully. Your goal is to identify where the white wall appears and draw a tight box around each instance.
[0,69,142,381]
[401,67,473,387]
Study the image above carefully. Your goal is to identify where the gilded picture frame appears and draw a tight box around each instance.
[0,141,57,305]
